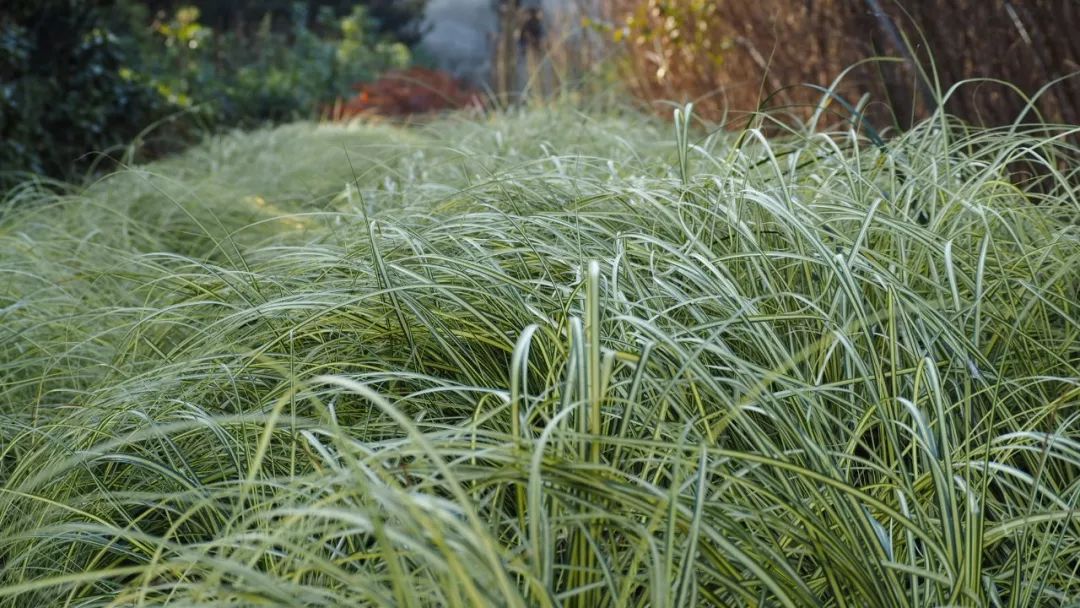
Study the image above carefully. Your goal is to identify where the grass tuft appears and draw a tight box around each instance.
[1,106,1078,606]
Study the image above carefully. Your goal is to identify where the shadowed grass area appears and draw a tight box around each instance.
[0,106,1078,607]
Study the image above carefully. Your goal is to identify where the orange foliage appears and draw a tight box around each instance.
[328,67,484,120]
[603,0,1080,130]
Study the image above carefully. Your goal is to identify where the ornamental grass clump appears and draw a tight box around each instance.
[0,104,1077,606]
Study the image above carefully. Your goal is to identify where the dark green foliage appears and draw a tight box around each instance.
[0,1,421,191]
[134,1,428,46]
[140,3,411,128]
[0,0,169,189]
[364,0,429,47]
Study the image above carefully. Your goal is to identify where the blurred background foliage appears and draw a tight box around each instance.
[0,0,424,189]
[599,0,1080,132]
[4,0,1080,191]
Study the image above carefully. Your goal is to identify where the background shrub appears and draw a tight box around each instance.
[328,66,482,119]
[135,0,428,45]
[602,0,1080,130]
[141,3,413,128]
[0,0,170,189]
[0,0,425,190]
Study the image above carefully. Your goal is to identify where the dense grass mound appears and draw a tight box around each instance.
[1,108,1078,607]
